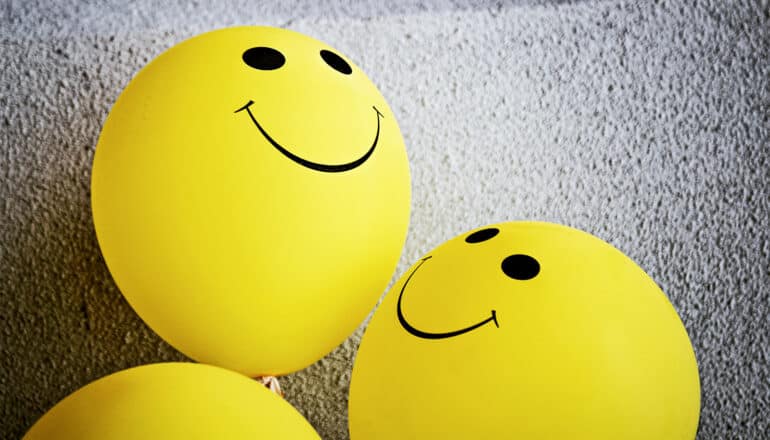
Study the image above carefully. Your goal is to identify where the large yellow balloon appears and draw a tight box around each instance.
[91,26,410,376]
[350,221,700,439]
[23,363,319,439]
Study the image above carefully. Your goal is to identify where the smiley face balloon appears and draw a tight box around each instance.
[91,27,410,376]
[349,222,700,439]
[23,363,320,439]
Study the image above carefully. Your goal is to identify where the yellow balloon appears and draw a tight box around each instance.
[23,363,319,439]
[91,26,411,375]
[350,221,700,439]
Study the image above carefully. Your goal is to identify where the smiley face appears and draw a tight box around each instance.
[233,46,384,172]
[350,222,700,440]
[397,228,546,339]
[91,26,410,376]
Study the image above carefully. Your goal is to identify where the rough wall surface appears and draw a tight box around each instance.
[1,1,768,438]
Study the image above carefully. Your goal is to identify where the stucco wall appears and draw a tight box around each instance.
[2,1,768,438]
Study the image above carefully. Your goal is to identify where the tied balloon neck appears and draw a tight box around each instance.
[256,376,284,397]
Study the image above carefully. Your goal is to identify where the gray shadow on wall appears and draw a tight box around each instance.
[0,36,189,440]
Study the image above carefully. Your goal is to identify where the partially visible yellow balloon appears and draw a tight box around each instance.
[91,26,410,376]
[350,221,700,439]
[23,363,319,439]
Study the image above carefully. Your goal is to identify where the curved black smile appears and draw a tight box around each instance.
[235,100,383,173]
[397,256,499,340]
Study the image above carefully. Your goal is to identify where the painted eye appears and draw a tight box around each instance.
[320,49,352,75]
[243,47,285,70]
[465,228,499,243]
[501,254,540,280]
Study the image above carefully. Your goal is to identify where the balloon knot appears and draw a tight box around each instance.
[255,375,284,397]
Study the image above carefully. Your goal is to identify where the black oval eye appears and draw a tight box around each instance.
[465,228,499,243]
[243,47,285,70]
[501,254,540,280]
[320,49,352,75]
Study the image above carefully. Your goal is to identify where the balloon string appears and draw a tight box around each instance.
[255,376,284,397]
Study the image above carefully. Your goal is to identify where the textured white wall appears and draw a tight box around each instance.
[2,1,769,438]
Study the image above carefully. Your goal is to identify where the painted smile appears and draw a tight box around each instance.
[235,100,383,173]
[397,256,499,340]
